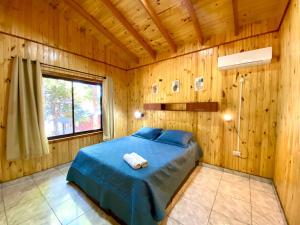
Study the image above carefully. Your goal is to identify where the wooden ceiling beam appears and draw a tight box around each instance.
[63,0,139,63]
[182,0,203,44]
[100,0,156,59]
[232,0,239,35]
[139,0,177,53]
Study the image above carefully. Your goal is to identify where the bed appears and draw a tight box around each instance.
[67,133,201,225]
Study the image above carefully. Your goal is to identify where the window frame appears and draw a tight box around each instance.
[43,74,103,140]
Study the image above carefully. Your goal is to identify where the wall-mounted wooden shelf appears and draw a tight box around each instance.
[144,102,218,112]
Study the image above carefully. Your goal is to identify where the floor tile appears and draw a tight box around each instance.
[57,162,72,170]
[1,176,33,188]
[182,181,217,208]
[166,194,183,215]
[169,197,210,225]
[6,196,52,225]
[34,173,67,192]
[0,200,4,212]
[0,210,7,225]
[53,194,94,225]
[218,180,250,202]
[250,175,272,184]
[57,163,72,176]
[201,163,224,173]
[32,168,62,182]
[198,166,223,179]
[0,164,287,225]
[68,207,119,225]
[59,167,70,176]
[3,183,42,209]
[21,210,61,225]
[209,211,249,225]
[222,172,250,186]
[190,172,220,192]
[250,179,274,194]
[160,216,182,225]
[251,189,281,211]
[223,169,250,179]
[2,178,35,196]
[213,192,251,224]
[252,204,287,225]
[42,182,83,207]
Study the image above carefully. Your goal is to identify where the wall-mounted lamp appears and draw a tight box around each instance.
[223,113,233,122]
[134,111,144,119]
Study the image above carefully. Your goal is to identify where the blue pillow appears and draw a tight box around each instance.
[155,130,193,147]
[132,127,162,140]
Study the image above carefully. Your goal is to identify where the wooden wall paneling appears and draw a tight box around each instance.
[56,141,70,165]
[223,34,279,178]
[0,34,5,180]
[127,33,279,178]
[274,0,300,224]
[246,64,257,175]
[0,0,128,69]
[210,48,223,166]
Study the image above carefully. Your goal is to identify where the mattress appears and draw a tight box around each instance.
[67,135,201,225]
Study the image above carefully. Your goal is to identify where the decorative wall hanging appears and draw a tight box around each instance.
[172,80,180,93]
[195,77,204,91]
[152,83,158,94]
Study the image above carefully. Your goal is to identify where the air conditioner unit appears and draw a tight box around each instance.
[218,47,272,70]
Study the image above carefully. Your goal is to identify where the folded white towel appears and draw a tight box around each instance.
[123,152,148,169]
[123,153,142,169]
[131,152,148,168]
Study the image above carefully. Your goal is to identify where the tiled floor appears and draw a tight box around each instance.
[0,164,287,225]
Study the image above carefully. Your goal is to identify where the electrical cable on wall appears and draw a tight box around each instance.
[235,77,249,159]
[237,77,244,153]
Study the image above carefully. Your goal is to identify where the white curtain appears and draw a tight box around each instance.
[6,57,49,160]
[102,76,114,141]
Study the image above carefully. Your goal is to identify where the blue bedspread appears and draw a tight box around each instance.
[67,136,201,225]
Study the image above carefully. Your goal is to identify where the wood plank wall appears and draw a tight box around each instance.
[0,0,127,69]
[274,0,300,224]
[0,0,128,182]
[127,32,280,178]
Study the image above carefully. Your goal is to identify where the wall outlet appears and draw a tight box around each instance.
[233,151,241,157]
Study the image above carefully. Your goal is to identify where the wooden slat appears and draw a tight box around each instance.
[232,0,239,35]
[144,102,218,112]
[182,0,203,43]
[144,103,163,110]
[63,0,139,63]
[139,0,177,53]
[186,102,218,112]
[100,0,156,59]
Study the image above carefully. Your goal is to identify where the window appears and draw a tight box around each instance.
[43,76,102,139]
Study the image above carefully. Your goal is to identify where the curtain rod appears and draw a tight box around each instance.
[10,56,106,80]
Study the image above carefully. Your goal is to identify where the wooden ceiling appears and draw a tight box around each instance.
[52,0,289,62]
